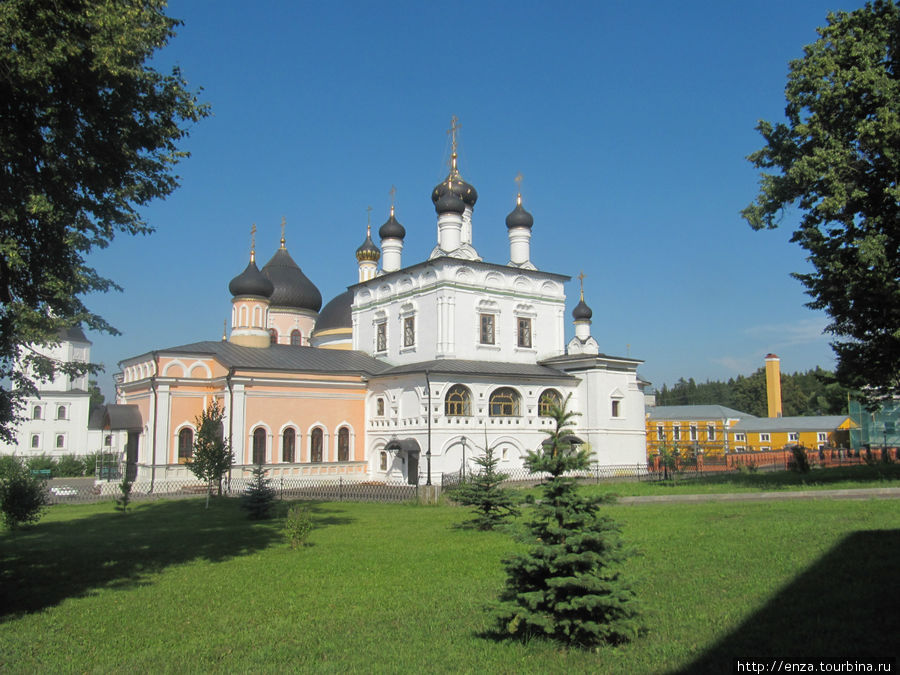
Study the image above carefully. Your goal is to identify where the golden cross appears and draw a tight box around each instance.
[447,115,460,155]
[577,271,586,300]
[280,216,286,248]
[515,172,523,193]
[389,185,396,207]
[366,205,372,225]
[250,223,257,260]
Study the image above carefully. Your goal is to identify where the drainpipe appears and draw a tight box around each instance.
[227,367,235,488]
[425,370,432,486]
[149,354,158,493]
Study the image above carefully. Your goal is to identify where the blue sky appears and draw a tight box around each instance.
[85,0,861,400]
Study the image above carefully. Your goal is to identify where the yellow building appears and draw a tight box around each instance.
[646,405,750,457]
[727,415,855,452]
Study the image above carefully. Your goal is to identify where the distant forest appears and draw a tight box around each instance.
[653,367,850,418]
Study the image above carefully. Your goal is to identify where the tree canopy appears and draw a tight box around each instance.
[742,0,900,406]
[0,0,208,441]
[655,367,849,417]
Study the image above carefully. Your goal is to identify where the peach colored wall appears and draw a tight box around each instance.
[242,377,366,464]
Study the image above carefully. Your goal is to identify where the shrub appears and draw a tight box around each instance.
[284,505,313,549]
[0,455,22,481]
[789,445,811,473]
[25,453,57,476]
[56,455,86,477]
[0,457,49,530]
[241,464,276,520]
[736,462,758,474]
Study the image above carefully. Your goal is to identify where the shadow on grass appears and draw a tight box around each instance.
[0,497,354,621]
[674,529,900,674]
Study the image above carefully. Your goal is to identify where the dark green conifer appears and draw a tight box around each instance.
[450,438,518,530]
[492,395,642,647]
[241,464,276,520]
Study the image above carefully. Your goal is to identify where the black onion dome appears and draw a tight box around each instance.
[229,260,274,298]
[505,201,534,230]
[356,230,380,262]
[573,298,593,321]
[261,248,322,312]
[434,188,466,215]
[431,174,478,208]
[313,289,352,334]
[379,213,406,240]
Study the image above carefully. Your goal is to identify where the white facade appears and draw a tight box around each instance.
[0,330,96,457]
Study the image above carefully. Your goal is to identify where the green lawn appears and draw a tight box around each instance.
[1,490,898,673]
[579,462,900,498]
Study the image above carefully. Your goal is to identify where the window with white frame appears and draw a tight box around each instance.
[516,317,532,348]
[57,405,67,420]
[56,434,65,449]
[31,434,40,449]
[707,424,716,441]
[611,399,621,418]
[735,433,746,442]
[379,451,388,471]
[376,397,385,417]
[480,313,495,345]
[403,316,415,348]
[759,433,771,443]
[657,425,665,441]
[672,426,681,441]
[788,432,799,442]
[32,405,42,420]
[376,321,387,352]
[817,432,827,443]
[689,425,698,441]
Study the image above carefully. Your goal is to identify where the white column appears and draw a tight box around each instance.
[382,238,403,272]
[437,212,463,253]
[508,226,532,266]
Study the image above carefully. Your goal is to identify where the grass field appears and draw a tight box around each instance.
[1,482,898,673]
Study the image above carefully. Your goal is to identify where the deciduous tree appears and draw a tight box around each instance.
[0,0,208,441]
[187,400,233,507]
[743,0,900,405]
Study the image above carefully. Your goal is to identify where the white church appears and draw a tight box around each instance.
[8,121,649,485]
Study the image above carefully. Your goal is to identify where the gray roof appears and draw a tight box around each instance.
[376,359,577,381]
[125,341,390,377]
[89,404,143,431]
[647,405,755,421]
[731,415,853,433]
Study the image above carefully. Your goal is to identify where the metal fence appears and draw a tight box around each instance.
[45,476,421,505]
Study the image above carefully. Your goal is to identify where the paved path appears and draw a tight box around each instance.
[618,487,900,504]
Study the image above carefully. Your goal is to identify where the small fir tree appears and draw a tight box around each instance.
[241,464,276,520]
[115,477,133,513]
[450,435,519,530]
[491,395,642,647]
[284,504,313,549]
[187,400,233,508]
[0,457,49,530]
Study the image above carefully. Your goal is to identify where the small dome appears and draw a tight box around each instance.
[505,198,534,230]
[573,298,593,321]
[379,210,406,240]
[313,289,352,334]
[431,175,478,208]
[261,247,322,312]
[356,228,380,262]
[229,260,274,299]
[434,187,466,215]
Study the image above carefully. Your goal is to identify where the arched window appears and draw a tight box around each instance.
[252,428,267,464]
[282,428,296,462]
[489,387,520,417]
[310,428,323,463]
[376,398,385,416]
[104,434,112,447]
[32,405,41,420]
[445,385,472,416]
[538,389,562,417]
[379,451,388,471]
[57,405,67,420]
[178,428,193,460]
[338,427,350,461]
[31,435,40,449]
[268,328,278,345]
[56,434,65,449]
[290,329,302,346]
